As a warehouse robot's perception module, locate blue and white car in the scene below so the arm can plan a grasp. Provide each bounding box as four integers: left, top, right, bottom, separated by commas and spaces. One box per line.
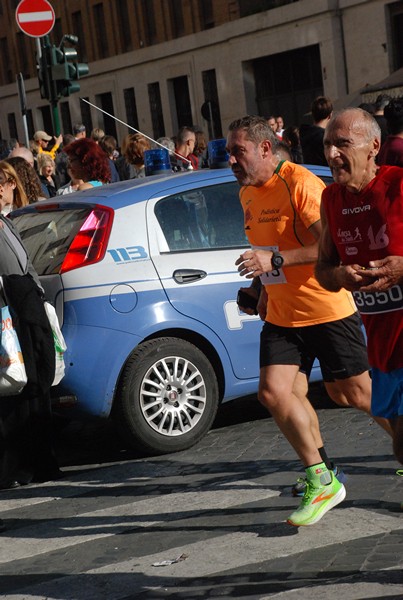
11, 165, 333, 455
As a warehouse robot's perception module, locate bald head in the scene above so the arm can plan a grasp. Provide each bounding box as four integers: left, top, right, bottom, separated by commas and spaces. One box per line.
8, 146, 35, 167
326, 108, 381, 144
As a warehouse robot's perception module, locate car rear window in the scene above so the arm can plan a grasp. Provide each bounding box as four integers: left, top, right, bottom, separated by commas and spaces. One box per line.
12, 208, 92, 275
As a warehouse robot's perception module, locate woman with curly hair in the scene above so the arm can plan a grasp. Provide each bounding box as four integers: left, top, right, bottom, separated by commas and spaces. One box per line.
7, 156, 45, 203
116, 133, 151, 180
64, 138, 111, 190
0, 160, 28, 214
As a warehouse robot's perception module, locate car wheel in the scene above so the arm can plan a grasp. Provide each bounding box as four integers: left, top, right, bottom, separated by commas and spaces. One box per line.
114, 337, 219, 455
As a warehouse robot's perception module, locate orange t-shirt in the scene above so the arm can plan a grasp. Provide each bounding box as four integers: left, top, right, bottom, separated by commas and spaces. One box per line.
239, 161, 356, 327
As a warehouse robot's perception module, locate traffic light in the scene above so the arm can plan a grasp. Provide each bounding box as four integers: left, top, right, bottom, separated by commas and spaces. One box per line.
50, 37, 89, 99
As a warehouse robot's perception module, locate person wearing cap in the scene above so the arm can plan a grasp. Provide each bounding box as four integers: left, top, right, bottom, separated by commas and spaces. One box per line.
33, 130, 63, 160
72, 123, 86, 139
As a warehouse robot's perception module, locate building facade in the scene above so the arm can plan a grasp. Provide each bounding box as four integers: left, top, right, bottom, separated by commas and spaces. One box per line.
0, 0, 402, 145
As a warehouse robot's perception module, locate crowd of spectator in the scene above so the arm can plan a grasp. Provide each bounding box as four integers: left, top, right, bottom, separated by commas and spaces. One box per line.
0, 91, 401, 213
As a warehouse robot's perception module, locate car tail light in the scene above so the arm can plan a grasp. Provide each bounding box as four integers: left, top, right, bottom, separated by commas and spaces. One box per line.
60, 206, 114, 273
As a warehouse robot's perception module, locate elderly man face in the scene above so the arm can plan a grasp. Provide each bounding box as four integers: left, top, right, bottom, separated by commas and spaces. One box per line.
324, 110, 380, 193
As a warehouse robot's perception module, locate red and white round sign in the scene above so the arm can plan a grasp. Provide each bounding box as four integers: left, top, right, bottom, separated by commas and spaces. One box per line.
15, 0, 55, 38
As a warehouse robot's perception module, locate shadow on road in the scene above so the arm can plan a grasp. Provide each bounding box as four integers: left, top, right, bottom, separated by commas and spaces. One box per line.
54, 382, 336, 469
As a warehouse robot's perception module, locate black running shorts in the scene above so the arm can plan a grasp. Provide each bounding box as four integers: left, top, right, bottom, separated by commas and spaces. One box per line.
259, 312, 369, 381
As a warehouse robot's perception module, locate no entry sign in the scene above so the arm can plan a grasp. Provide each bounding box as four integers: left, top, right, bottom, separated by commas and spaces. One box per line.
15, 0, 55, 38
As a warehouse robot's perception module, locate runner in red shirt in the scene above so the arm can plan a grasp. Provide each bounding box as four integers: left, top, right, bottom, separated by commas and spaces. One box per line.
316, 107, 403, 481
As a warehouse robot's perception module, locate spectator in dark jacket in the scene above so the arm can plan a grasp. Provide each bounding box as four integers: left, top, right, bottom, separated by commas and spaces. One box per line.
299, 96, 333, 165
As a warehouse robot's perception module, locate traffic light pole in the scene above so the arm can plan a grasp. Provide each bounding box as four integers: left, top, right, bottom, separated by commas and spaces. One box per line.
36, 33, 88, 136
40, 36, 61, 136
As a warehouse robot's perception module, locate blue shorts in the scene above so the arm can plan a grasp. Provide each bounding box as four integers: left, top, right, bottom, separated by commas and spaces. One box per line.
371, 367, 403, 419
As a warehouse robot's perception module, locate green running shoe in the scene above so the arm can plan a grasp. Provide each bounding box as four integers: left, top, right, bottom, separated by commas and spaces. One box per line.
292, 465, 347, 497
287, 471, 346, 527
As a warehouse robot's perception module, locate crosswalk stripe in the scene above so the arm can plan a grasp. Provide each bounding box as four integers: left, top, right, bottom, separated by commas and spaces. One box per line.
0, 484, 279, 563
2, 507, 402, 599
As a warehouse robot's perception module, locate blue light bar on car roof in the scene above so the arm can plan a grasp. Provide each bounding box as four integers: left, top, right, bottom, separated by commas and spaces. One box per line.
208, 139, 229, 169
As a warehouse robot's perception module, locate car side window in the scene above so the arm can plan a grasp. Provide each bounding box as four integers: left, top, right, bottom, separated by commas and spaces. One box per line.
155, 181, 248, 252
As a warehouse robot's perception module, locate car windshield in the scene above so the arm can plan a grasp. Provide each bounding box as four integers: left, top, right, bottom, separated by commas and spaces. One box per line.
12, 208, 91, 275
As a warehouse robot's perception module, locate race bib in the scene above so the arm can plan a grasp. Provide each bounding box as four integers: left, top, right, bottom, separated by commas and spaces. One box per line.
252, 245, 287, 285
352, 285, 403, 314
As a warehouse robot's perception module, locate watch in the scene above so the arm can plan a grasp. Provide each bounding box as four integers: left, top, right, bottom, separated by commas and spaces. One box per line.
271, 252, 284, 270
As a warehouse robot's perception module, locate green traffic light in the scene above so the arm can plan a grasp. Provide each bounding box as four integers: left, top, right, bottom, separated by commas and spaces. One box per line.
44, 35, 89, 99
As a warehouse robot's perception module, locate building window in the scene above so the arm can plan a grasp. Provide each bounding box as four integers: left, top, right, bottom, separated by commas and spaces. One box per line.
93, 4, 109, 59
198, 0, 214, 29
72, 12, 87, 60
202, 70, 222, 138
388, 1, 403, 70
0, 37, 12, 84
141, 0, 157, 45
16, 33, 30, 79
168, 0, 185, 37
96, 92, 117, 139
170, 76, 192, 129
60, 102, 72, 135
26, 109, 34, 141
239, 0, 298, 17
148, 82, 165, 139
124, 88, 139, 131
117, 0, 133, 52
253, 45, 323, 127
39, 105, 53, 136
8, 113, 17, 140
80, 96, 93, 136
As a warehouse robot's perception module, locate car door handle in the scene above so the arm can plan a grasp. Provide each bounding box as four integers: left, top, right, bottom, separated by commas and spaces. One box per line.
173, 269, 207, 284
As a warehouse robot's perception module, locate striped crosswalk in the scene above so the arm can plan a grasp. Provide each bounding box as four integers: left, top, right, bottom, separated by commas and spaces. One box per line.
1, 409, 403, 599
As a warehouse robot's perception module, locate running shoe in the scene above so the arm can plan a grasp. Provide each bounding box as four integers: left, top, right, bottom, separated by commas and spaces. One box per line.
291, 465, 347, 497
287, 471, 346, 527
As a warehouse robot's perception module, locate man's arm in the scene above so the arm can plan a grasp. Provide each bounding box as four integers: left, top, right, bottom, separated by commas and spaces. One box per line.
236, 220, 321, 278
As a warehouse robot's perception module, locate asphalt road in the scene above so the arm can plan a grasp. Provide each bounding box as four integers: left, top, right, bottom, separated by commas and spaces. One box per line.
0, 384, 402, 599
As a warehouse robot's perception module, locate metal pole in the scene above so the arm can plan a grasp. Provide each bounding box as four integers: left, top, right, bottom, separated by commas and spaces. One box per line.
16, 73, 30, 148
36, 38, 42, 59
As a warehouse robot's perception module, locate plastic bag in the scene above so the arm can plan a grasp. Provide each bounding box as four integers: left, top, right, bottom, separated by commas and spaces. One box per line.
44, 302, 67, 386
0, 305, 27, 395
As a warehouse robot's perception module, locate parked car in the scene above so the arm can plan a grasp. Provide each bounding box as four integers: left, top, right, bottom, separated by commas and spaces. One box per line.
11, 165, 333, 455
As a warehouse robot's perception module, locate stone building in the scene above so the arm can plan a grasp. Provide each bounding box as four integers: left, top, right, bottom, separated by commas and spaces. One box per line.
0, 0, 402, 145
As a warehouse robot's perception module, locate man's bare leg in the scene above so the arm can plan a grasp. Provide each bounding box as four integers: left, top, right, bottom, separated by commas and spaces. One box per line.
326, 372, 393, 436
258, 364, 322, 467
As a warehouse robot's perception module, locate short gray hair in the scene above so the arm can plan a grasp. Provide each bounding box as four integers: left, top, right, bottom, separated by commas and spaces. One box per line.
228, 115, 278, 146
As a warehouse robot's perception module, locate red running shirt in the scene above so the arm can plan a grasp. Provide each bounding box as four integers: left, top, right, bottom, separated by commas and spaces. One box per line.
322, 165, 403, 371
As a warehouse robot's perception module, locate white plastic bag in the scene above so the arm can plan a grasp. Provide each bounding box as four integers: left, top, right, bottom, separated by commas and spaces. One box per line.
0, 305, 27, 395
44, 302, 67, 386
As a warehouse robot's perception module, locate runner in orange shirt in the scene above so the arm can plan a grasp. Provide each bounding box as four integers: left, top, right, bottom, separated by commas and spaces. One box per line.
227, 115, 389, 527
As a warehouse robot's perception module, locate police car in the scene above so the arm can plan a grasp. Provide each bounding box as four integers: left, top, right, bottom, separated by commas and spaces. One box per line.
11, 163, 332, 455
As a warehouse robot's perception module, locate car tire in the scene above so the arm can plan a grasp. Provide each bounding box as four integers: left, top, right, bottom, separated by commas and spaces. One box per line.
114, 337, 220, 455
